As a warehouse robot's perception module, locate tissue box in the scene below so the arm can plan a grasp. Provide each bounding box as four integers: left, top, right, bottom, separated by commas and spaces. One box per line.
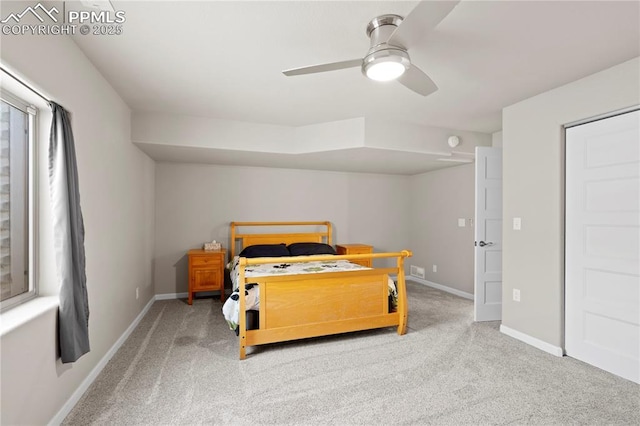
203, 242, 221, 251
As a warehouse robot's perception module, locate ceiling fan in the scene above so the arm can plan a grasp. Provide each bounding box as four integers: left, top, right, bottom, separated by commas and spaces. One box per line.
282, 1, 460, 96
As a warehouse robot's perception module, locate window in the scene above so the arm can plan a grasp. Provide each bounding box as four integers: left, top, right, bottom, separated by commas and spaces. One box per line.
0, 90, 37, 311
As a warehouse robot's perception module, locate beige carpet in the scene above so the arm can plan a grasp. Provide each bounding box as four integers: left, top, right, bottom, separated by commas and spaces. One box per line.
63, 282, 640, 425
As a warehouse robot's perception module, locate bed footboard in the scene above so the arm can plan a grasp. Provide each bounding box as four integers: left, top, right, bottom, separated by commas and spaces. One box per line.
237, 250, 411, 359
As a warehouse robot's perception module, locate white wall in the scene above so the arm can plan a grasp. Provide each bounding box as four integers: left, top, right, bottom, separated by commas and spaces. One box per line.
154, 163, 411, 295
153, 159, 477, 297
502, 57, 639, 348
492, 131, 503, 148
0, 13, 155, 426
409, 164, 475, 295
155, 161, 479, 298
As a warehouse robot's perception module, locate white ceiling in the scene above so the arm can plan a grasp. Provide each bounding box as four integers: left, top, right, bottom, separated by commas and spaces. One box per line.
69, 0, 640, 173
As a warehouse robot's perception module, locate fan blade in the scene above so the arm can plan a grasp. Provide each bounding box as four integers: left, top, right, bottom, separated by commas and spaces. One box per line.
387, 1, 460, 49
397, 64, 438, 96
283, 59, 362, 76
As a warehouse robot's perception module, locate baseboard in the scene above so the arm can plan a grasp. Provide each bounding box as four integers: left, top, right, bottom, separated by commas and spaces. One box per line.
500, 324, 564, 357
407, 277, 474, 300
154, 291, 223, 301
154, 292, 188, 301
49, 296, 156, 425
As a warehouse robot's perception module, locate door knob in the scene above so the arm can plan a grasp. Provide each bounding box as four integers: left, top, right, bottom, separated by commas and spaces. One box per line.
478, 241, 494, 247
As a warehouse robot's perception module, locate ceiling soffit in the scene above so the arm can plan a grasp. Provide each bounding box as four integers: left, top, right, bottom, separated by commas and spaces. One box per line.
132, 112, 491, 169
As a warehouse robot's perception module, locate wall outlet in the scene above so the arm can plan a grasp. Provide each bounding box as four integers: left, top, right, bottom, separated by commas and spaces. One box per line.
432, 264, 437, 273
136, 287, 139, 300
458, 218, 466, 227
513, 289, 521, 302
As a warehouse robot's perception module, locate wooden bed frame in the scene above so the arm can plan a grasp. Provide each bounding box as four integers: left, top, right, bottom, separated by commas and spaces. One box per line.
230, 221, 411, 359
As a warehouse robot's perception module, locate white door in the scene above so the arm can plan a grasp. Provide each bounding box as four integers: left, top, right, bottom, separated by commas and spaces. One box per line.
565, 109, 639, 384
474, 147, 503, 321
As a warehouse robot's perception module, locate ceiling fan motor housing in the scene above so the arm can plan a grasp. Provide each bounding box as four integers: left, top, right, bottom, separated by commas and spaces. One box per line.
362, 14, 411, 80
366, 14, 404, 48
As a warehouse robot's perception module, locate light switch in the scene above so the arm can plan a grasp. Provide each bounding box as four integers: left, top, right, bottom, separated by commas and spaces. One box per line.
458, 218, 466, 227
513, 217, 522, 231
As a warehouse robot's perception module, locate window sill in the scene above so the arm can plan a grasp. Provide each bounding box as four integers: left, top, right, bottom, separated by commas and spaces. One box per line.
0, 296, 58, 337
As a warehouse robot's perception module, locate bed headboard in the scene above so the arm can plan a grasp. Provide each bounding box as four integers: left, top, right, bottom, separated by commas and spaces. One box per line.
229, 221, 332, 258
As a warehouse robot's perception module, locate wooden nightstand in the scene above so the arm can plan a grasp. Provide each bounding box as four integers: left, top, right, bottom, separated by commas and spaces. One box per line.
188, 249, 227, 305
336, 244, 373, 267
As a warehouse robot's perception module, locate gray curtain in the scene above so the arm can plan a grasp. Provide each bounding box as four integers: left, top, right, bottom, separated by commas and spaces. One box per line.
49, 102, 89, 363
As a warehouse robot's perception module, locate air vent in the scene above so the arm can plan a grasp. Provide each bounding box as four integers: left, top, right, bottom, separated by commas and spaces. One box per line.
410, 265, 425, 279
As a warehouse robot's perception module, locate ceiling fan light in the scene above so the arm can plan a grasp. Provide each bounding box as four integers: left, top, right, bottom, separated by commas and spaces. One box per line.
363, 49, 410, 82
366, 60, 406, 81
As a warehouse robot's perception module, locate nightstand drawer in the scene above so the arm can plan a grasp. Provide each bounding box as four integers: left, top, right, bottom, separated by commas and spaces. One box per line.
190, 255, 222, 267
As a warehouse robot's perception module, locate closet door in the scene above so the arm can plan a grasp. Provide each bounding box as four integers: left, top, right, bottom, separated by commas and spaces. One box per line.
565, 109, 639, 383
